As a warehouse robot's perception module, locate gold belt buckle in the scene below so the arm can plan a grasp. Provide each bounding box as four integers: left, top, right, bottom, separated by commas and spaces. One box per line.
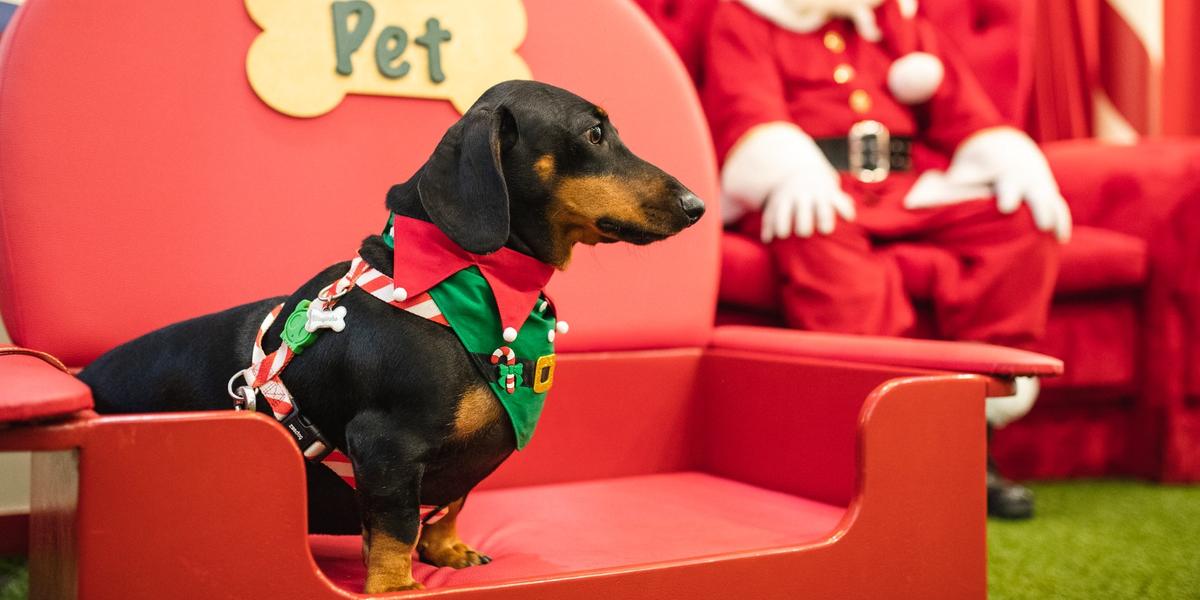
848, 120, 890, 183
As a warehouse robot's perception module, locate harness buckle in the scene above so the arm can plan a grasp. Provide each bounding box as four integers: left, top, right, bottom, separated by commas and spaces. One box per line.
279, 409, 335, 462
848, 120, 890, 183
227, 371, 257, 412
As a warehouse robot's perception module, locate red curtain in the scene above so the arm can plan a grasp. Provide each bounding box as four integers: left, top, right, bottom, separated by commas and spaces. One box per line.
1163, 0, 1200, 135
1029, 0, 1200, 140
1024, 0, 1096, 142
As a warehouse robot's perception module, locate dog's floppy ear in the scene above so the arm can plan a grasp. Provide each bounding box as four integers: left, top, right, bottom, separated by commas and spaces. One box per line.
417, 106, 513, 254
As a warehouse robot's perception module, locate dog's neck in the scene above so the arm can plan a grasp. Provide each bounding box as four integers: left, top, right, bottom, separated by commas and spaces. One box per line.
384, 172, 544, 263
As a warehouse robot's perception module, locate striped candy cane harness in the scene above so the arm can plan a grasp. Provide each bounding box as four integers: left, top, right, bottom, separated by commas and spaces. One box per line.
228, 254, 452, 488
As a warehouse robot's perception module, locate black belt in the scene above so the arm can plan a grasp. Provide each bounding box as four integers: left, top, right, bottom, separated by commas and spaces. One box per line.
815, 136, 913, 173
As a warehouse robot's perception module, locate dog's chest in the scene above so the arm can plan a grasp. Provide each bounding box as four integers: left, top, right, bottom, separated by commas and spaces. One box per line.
421, 397, 517, 504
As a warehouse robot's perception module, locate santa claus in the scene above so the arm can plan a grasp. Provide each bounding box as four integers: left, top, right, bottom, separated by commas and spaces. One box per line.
703, 0, 1071, 519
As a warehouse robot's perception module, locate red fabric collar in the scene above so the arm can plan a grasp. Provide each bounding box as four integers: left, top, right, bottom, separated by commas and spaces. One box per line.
390, 215, 556, 332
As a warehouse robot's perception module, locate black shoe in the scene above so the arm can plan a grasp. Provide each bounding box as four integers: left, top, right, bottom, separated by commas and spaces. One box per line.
987, 460, 1034, 519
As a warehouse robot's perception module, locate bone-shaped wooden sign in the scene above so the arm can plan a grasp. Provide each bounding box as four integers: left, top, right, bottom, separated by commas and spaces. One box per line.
245, 0, 532, 118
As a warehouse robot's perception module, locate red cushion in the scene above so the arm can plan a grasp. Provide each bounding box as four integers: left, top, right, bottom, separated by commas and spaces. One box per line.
1054, 227, 1147, 295
720, 226, 1147, 313
310, 472, 844, 591
0, 0, 720, 365
0, 353, 93, 423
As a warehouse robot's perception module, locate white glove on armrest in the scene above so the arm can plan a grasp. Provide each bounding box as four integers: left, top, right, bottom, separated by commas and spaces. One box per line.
721, 123, 856, 242
907, 127, 1072, 243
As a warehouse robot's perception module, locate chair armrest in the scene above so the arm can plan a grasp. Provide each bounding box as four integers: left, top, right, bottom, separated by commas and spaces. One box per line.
0, 411, 356, 598
700, 345, 989, 557
0, 347, 92, 424
1046, 137, 1200, 240
710, 325, 1062, 378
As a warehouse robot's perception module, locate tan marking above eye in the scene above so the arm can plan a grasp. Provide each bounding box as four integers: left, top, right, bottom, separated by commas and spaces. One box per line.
533, 154, 556, 183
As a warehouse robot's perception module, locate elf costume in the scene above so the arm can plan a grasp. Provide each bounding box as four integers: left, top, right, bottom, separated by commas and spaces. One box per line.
230, 214, 563, 490
703, 0, 1068, 518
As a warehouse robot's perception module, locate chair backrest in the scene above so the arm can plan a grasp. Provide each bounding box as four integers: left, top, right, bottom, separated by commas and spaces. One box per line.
634, 0, 1035, 123
0, 0, 720, 366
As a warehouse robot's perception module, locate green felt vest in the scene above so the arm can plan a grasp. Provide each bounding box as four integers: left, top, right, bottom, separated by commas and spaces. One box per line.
384, 220, 555, 449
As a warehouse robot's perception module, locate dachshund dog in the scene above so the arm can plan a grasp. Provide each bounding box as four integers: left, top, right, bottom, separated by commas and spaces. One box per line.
79, 80, 704, 593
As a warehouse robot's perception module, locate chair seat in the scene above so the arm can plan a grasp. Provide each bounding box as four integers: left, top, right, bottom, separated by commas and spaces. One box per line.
310, 472, 845, 591
720, 225, 1148, 313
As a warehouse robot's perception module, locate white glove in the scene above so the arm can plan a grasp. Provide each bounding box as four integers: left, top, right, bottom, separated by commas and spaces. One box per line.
907, 127, 1072, 243
720, 122, 856, 241
760, 170, 856, 242
986, 376, 1039, 428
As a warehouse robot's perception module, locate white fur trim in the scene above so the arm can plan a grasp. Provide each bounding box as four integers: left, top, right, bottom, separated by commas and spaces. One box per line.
738, 0, 884, 39
898, 0, 917, 18
986, 376, 1039, 427
720, 122, 836, 223
888, 52, 943, 104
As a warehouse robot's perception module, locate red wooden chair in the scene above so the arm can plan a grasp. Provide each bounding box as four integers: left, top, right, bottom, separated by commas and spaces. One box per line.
0, 0, 1059, 597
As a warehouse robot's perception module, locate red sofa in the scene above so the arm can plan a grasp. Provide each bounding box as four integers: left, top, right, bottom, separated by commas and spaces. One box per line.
634, 0, 1200, 482
0, 0, 1066, 597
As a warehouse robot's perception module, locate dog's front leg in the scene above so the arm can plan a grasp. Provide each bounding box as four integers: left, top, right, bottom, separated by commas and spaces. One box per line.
348, 414, 427, 593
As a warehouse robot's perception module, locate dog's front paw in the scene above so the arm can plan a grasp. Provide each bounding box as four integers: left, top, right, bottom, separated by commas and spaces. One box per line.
418, 540, 492, 569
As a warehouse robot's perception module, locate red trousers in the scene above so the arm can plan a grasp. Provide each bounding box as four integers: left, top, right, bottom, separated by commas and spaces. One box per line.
739, 175, 1061, 349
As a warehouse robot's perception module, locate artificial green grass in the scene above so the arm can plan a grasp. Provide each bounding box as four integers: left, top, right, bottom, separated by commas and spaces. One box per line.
0, 557, 26, 600
0, 481, 1196, 599
989, 480, 1200, 599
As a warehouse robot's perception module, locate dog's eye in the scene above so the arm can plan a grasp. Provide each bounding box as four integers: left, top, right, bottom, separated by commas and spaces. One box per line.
585, 125, 603, 145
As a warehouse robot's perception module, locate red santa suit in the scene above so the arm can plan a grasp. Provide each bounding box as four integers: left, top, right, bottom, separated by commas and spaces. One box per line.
704, 0, 1072, 424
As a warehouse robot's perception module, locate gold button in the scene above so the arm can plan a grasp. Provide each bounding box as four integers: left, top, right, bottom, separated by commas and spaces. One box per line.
824, 31, 846, 53
850, 89, 872, 114
833, 64, 855, 84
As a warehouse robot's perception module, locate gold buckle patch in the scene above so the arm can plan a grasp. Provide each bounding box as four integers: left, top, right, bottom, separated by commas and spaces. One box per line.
532, 354, 556, 394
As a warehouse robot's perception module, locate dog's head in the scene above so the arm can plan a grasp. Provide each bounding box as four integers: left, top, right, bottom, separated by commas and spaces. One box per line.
388, 80, 705, 268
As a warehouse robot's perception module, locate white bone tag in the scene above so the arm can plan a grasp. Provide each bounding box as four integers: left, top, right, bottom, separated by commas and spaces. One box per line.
305, 304, 348, 333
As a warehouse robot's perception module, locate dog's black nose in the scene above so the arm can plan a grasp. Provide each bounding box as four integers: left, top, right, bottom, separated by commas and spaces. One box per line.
679, 192, 705, 224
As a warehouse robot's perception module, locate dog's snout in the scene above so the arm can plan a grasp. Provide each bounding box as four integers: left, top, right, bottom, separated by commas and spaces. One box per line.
678, 192, 705, 224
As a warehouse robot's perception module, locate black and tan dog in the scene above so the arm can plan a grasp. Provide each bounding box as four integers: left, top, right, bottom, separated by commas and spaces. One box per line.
79, 80, 703, 592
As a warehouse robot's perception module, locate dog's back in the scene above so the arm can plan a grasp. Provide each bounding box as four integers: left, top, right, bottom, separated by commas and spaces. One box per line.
82, 298, 280, 414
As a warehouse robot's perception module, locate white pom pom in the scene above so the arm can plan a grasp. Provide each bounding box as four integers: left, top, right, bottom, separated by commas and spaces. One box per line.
392, 287, 408, 302
887, 52, 944, 105
503, 327, 518, 342
556, 321, 569, 334
547, 329, 556, 343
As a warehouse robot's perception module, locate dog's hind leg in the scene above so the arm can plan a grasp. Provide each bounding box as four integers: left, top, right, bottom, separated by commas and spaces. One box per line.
417, 495, 492, 568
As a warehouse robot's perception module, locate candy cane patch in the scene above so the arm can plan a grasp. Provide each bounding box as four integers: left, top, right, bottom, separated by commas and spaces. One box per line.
245, 0, 532, 118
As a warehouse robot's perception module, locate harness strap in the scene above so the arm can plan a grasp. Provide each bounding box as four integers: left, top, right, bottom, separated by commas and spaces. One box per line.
232, 254, 454, 485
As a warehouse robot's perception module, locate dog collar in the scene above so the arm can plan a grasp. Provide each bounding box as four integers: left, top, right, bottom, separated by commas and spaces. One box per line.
383, 214, 556, 342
